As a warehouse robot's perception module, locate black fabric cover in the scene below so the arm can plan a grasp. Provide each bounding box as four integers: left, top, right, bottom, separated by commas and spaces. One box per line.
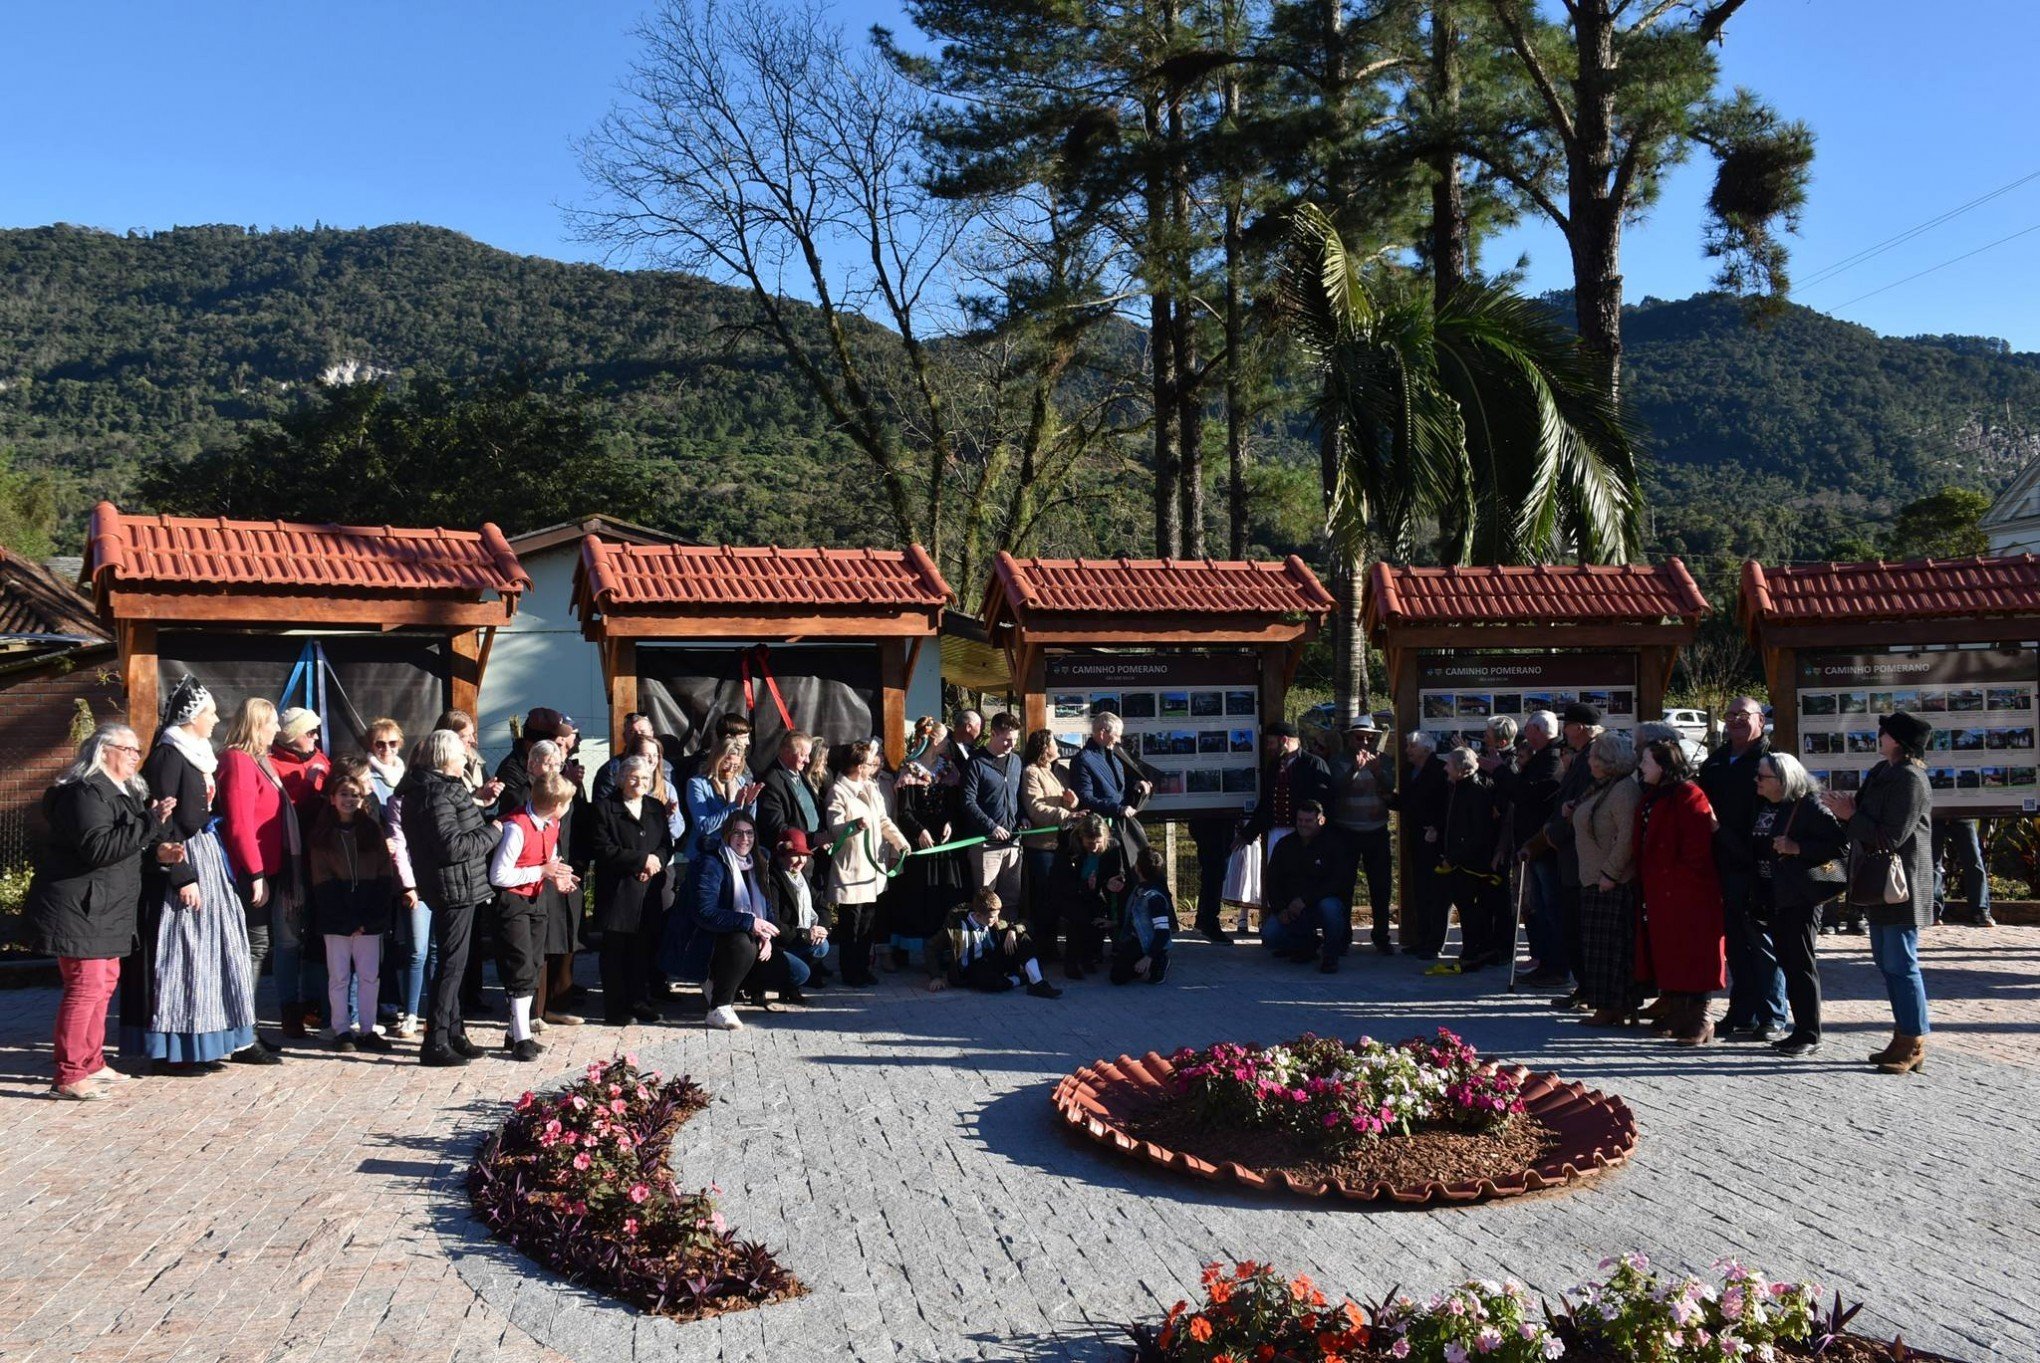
157, 632, 451, 758
636, 643, 881, 759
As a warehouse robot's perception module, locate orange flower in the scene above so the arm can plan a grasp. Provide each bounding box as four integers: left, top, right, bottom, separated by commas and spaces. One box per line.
1342, 1302, 1366, 1331
1289, 1273, 1316, 1301
1188, 1315, 1214, 1343
1202, 1263, 1225, 1288
1208, 1278, 1235, 1306
1236, 1261, 1262, 1280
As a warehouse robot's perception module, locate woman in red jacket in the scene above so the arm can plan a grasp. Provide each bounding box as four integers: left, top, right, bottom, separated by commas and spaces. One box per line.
218, 698, 304, 1046
1634, 737, 1726, 1046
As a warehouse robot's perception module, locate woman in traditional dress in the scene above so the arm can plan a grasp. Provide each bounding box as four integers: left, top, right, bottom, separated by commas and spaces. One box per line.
120, 678, 260, 1071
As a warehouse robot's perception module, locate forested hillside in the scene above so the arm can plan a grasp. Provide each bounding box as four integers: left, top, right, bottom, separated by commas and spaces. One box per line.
4, 222, 2038, 577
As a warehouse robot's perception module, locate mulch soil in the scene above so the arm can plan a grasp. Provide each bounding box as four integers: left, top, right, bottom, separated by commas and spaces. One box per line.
1118, 1092, 1556, 1190
1559, 1338, 1966, 1363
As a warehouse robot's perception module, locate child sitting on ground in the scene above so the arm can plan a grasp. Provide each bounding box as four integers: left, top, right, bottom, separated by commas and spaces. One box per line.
1111, 848, 1176, 985
926, 889, 1062, 998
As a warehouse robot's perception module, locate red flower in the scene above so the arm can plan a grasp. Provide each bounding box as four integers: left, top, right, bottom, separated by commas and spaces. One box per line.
1188, 1315, 1214, 1343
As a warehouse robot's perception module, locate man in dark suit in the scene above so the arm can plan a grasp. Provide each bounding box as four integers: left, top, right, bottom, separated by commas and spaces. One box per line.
1233, 721, 1333, 852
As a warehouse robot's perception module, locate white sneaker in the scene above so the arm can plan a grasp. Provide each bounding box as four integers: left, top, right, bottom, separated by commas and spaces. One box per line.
391, 1015, 420, 1039
704, 1005, 743, 1031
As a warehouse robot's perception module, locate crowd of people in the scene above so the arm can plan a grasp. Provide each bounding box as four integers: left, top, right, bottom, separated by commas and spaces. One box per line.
21, 676, 1958, 1099
22, 694, 1194, 1097
1384, 696, 1939, 1070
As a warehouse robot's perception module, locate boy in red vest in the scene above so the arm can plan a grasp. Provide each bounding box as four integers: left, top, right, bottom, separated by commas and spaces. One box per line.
488, 773, 580, 1061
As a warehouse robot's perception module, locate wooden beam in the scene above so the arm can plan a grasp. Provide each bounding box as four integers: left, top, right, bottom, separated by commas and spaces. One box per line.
122, 622, 159, 750
107, 591, 515, 629
1022, 645, 1049, 737
1752, 619, 2040, 650
903, 634, 926, 695
997, 621, 1312, 646
1376, 622, 1699, 651
879, 639, 909, 769
1768, 644, 1801, 756
1636, 645, 1671, 734
1258, 645, 1288, 726
448, 629, 483, 718
583, 611, 941, 641
474, 625, 499, 690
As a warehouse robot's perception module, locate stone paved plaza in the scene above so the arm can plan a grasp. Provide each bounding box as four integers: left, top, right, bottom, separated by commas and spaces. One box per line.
2, 925, 2037, 1362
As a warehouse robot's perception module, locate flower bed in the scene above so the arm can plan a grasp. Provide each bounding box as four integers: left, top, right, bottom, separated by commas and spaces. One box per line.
1053, 1030, 1635, 1204
468, 1056, 802, 1321
1126, 1257, 1973, 1362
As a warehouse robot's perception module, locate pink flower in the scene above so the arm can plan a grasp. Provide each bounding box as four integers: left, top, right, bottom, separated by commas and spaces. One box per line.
623, 1216, 640, 1236
710, 1211, 727, 1233
573, 1153, 591, 1171
624, 1052, 639, 1067
514, 1091, 535, 1112
611, 1099, 627, 1116
629, 1183, 651, 1204
570, 1095, 588, 1111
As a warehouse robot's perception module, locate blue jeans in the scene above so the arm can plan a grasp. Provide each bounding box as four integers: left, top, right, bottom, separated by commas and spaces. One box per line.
1721, 871, 1787, 1029
395, 900, 436, 1018
1262, 896, 1348, 958
1524, 856, 1566, 975
1869, 924, 1931, 1035
783, 950, 812, 987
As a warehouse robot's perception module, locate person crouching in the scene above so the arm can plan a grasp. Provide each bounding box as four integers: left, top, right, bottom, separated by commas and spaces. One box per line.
307, 761, 395, 1053
927, 889, 1062, 997
1111, 848, 1176, 984
488, 773, 580, 1061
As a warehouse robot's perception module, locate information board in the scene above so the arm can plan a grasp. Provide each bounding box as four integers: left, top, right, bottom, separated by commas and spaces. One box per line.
1414, 653, 1639, 754
1795, 647, 2039, 812
1045, 653, 1260, 814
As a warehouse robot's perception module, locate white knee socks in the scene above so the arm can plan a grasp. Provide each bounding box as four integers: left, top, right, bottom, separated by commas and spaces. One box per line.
509, 994, 534, 1043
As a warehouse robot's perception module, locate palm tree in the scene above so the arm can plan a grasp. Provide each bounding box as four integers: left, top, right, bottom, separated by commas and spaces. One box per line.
1284, 202, 1645, 721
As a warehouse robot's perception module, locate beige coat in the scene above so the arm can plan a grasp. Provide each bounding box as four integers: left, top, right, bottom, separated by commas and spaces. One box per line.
825, 775, 906, 905
1021, 760, 1074, 850
1571, 775, 1640, 886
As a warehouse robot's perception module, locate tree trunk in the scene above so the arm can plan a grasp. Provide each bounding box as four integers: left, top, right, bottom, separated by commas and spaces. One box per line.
1568, 0, 1624, 403
1223, 0, 1247, 558
1317, 0, 1368, 721
1175, 292, 1206, 557
1428, 0, 1468, 305
1146, 85, 1181, 558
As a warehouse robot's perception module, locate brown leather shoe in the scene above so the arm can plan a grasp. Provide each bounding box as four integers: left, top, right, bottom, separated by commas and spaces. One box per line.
1867, 1031, 1905, 1065
1875, 1034, 1926, 1074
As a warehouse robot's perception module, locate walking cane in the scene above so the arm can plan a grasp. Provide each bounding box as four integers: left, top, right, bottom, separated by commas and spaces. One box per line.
1505, 858, 1528, 993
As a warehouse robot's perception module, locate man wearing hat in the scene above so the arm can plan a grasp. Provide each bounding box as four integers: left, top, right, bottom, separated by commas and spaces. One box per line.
1235, 722, 1336, 957
1698, 695, 1788, 1041
1328, 716, 1396, 955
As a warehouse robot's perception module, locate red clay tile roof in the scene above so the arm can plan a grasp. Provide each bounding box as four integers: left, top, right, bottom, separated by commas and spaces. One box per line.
989, 553, 1335, 618
0, 550, 109, 639
577, 539, 952, 612
86, 503, 530, 598
1741, 556, 2040, 625
1365, 560, 1708, 633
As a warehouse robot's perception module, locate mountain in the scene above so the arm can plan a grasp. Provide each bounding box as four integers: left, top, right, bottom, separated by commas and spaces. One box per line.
5, 222, 2039, 583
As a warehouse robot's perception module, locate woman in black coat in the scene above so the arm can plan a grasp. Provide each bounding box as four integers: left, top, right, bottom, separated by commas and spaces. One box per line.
400, 729, 501, 1067
591, 754, 675, 1025
26, 724, 173, 1098
1751, 752, 1849, 1056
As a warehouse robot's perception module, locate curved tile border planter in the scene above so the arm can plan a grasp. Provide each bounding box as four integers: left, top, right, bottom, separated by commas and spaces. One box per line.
1052, 1051, 1637, 1205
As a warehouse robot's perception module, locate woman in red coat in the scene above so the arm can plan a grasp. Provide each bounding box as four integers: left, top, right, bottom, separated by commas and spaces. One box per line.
1634, 737, 1726, 1046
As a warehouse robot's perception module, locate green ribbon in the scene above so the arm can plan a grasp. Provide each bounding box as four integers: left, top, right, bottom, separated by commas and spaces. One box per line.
829, 822, 1091, 879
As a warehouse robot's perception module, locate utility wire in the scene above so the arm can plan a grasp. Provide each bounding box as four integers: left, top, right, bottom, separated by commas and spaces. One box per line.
1831, 220, 2040, 311
1798, 167, 2040, 291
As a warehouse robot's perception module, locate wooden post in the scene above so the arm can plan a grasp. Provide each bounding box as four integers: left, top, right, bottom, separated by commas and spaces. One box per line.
1258, 645, 1287, 724
1636, 645, 1669, 732
606, 639, 639, 752
1766, 644, 1799, 756
449, 628, 483, 717
1022, 646, 1048, 735
1163, 820, 1179, 899
879, 638, 909, 769
122, 622, 159, 749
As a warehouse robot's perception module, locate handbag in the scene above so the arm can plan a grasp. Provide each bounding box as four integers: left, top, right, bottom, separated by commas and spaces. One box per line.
1847, 831, 1909, 907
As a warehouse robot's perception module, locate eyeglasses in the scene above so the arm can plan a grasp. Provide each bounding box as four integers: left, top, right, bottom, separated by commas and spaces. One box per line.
726, 828, 756, 839
372, 740, 402, 750
107, 743, 141, 756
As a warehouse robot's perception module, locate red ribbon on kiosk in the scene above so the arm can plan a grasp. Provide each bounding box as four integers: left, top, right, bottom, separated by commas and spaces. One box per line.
740, 643, 797, 732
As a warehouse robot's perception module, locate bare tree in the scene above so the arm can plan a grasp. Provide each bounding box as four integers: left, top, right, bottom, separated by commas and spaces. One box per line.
575, 0, 969, 556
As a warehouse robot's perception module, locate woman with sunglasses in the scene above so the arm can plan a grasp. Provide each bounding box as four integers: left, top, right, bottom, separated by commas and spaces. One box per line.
1751, 752, 1849, 1056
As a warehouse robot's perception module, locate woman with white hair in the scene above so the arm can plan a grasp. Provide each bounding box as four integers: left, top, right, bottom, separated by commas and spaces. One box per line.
120, 678, 261, 1072
1570, 731, 1643, 1026
399, 726, 502, 1066
1752, 750, 1849, 1056
25, 724, 176, 1097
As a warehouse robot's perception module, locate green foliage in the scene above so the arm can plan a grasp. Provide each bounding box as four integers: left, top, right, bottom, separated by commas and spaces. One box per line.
1884, 486, 1992, 561
0, 448, 58, 559
138, 373, 645, 535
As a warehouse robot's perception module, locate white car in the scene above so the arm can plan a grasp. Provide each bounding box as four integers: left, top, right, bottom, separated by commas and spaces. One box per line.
1662, 708, 1711, 743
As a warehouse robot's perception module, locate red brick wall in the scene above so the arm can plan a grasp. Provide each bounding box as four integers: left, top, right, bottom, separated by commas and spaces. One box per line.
0, 648, 125, 864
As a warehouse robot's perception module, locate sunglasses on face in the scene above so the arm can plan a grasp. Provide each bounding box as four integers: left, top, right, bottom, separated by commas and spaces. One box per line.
372, 740, 402, 750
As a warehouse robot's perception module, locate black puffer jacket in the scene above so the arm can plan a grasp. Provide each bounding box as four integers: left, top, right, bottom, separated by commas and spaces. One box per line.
1440, 773, 1502, 872
400, 767, 497, 909
25, 773, 167, 958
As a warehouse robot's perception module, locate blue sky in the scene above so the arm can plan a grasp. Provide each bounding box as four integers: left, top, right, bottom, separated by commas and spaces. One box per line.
7, 1, 2040, 347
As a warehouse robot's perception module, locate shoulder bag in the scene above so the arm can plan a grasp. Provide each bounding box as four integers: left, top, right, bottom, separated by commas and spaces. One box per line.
1846, 828, 1909, 907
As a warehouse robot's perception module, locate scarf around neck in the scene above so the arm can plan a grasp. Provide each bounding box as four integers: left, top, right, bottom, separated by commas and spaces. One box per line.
722, 844, 765, 920
368, 753, 406, 791
159, 723, 218, 777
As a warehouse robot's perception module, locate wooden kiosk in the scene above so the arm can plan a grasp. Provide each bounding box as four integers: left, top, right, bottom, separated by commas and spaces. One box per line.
86, 503, 529, 748
1742, 556, 2040, 814
572, 539, 952, 766
1364, 560, 1710, 908
980, 553, 1333, 818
